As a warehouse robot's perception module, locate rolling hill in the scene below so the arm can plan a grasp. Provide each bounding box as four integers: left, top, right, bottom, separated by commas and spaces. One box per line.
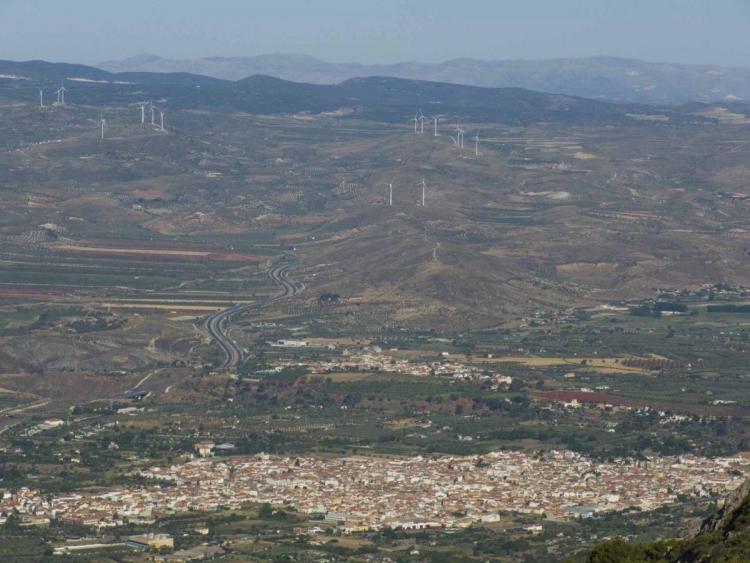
2, 58, 750, 331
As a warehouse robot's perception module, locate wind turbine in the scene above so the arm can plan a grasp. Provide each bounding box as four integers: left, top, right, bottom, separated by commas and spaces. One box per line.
433, 116, 439, 137
160, 110, 165, 132
474, 130, 480, 156
412, 112, 419, 134
421, 178, 426, 207
58, 81, 67, 105
388, 183, 393, 206
419, 110, 425, 134
455, 124, 465, 149
151, 105, 155, 126
39, 89, 44, 108
100, 117, 106, 140
139, 103, 146, 125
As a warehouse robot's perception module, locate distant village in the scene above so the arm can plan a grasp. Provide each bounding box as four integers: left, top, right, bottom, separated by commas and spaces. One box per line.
272, 346, 513, 387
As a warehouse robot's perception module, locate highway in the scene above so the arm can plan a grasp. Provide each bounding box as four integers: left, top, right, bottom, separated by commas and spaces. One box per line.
200, 265, 303, 370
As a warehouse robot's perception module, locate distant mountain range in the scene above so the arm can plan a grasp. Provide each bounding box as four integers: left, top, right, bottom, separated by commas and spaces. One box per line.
96, 53, 750, 104
1, 59, 689, 126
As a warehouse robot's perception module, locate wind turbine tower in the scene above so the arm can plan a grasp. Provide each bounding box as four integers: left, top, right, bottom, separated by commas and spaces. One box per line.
421, 178, 426, 207
100, 118, 106, 140
433, 116, 439, 137
139, 103, 146, 125
419, 111, 425, 134
151, 105, 155, 126
39, 89, 44, 108
388, 183, 393, 206
59, 82, 67, 105
474, 131, 480, 156
160, 111, 165, 132
456, 125, 464, 148
412, 112, 419, 134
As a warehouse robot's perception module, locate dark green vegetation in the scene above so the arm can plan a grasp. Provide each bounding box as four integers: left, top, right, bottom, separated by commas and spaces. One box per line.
1, 62, 750, 561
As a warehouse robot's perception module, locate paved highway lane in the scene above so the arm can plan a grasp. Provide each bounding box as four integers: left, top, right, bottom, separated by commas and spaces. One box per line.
200, 265, 302, 370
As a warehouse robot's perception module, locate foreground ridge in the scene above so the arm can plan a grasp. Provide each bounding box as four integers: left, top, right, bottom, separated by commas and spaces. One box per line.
587, 477, 750, 562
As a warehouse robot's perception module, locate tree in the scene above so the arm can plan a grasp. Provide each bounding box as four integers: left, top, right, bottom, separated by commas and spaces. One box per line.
586, 537, 673, 563
258, 503, 273, 519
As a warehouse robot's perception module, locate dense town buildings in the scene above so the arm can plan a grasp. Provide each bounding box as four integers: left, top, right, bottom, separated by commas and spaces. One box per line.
2, 450, 748, 532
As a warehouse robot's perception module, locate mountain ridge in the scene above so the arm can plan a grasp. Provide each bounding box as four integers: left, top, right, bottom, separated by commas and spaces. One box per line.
0, 59, 675, 125
97, 53, 750, 103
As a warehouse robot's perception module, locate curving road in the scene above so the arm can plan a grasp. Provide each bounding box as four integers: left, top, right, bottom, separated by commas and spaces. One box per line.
200, 265, 303, 370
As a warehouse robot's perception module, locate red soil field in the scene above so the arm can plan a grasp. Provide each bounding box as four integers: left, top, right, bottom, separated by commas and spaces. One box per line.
57, 245, 265, 263
0, 289, 61, 300
89, 239, 218, 250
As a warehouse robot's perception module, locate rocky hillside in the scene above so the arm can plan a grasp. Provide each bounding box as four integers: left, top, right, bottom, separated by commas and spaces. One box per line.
587, 478, 750, 562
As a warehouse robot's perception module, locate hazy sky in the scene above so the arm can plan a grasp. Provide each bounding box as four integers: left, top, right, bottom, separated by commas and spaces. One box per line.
0, 0, 748, 67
